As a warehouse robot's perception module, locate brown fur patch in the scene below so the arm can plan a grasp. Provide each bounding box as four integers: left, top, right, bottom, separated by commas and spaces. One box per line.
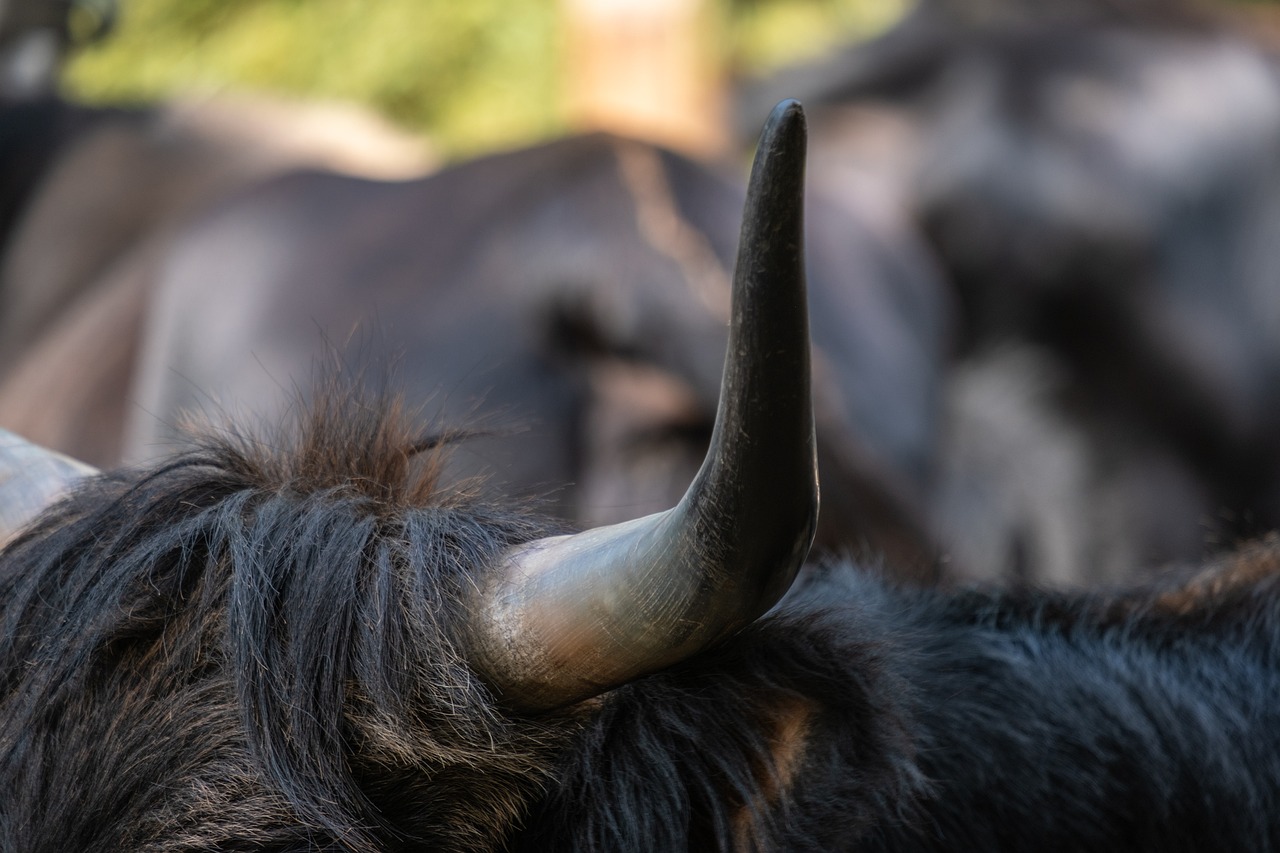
732, 694, 817, 851
189, 379, 485, 513
1154, 534, 1280, 615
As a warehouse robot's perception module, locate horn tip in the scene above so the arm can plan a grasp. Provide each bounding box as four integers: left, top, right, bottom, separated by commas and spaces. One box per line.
763, 98, 806, 145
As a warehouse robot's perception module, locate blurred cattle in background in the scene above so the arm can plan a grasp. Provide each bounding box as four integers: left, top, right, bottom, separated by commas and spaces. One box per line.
744, 0, 1280, 584
0, 0, 950, 582
120, 129, 949, 577
0, 93, 432, 466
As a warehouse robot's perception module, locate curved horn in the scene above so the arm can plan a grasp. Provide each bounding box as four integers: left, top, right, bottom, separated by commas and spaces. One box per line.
470, 100, 818, 710
0, 429, 97, 547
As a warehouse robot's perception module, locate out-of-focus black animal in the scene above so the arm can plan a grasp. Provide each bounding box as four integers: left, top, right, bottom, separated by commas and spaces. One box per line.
0, 4, 944, 579
0, 92, 431, 467
746, 0, 1280, 584
120, 96, 947, 574
3, 102, 1280, 852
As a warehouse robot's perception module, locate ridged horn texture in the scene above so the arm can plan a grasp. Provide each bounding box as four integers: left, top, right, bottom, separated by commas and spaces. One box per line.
0, 429, 97, 547
470, 100, 818, 711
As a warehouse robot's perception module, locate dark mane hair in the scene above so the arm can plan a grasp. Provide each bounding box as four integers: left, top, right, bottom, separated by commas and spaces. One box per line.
0, 387, 576, 851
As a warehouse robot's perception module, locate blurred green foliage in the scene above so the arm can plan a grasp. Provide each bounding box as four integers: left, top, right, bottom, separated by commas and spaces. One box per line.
728, 0, 905, 71
62, 0, 904, 157
64, 0, 560, 156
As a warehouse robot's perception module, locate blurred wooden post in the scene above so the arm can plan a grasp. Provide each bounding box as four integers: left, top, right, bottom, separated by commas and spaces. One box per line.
561, 0, 726, 156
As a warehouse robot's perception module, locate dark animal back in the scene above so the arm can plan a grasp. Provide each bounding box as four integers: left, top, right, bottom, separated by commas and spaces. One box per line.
0, 97, 143, 260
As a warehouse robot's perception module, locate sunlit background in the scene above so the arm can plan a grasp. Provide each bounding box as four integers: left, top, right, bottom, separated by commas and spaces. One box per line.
62, 0, 908, 158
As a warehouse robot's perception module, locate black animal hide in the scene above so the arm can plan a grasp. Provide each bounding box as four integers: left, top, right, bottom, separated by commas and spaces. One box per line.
524, 553, 1280, 851
2, 392, 1278, 851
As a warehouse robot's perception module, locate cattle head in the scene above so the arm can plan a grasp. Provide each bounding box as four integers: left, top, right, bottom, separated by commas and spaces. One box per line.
0, 100, 817, 850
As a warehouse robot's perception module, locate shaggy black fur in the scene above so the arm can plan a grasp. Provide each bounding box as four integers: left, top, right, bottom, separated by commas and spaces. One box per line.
0, 392, 579, 852
2, 392, 1279, 851
521, 550, 1280, 851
